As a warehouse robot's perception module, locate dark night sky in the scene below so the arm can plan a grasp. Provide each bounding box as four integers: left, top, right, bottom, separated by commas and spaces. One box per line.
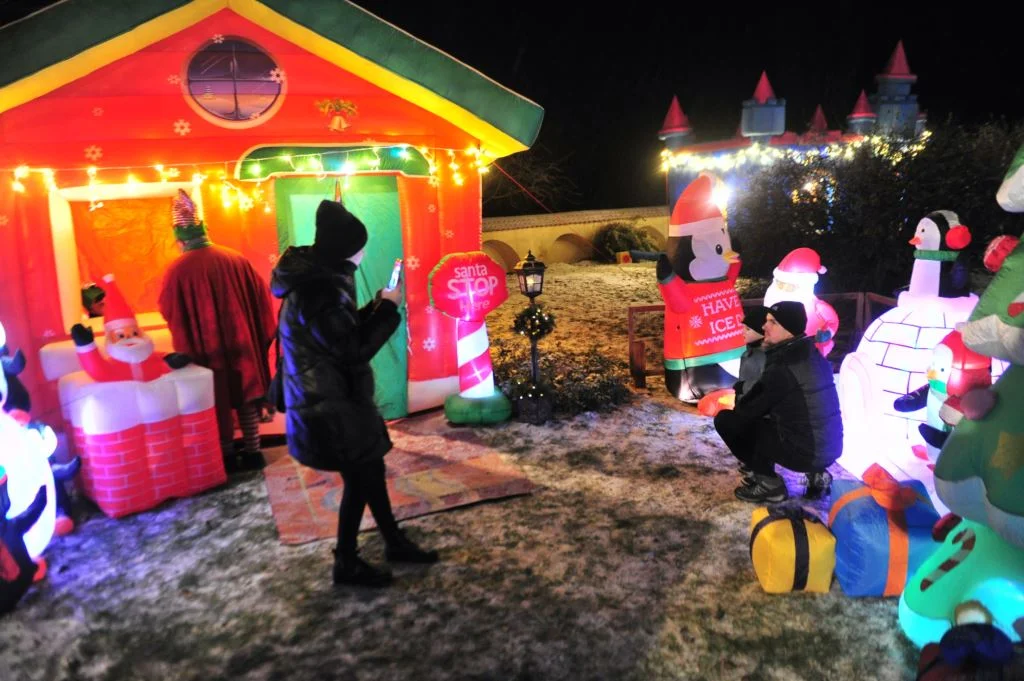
2, 0, 1021, 213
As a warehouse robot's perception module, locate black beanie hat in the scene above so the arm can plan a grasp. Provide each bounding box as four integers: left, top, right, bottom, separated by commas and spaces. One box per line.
742, 306, 769, 333
313, 200, 367, 260
767, 301, 807, 337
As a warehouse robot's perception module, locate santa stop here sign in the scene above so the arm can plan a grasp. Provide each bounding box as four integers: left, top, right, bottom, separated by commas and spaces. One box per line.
428, 251, 508, 322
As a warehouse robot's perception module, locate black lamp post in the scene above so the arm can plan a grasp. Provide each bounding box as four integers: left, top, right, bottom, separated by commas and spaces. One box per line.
513, 251, 546, 383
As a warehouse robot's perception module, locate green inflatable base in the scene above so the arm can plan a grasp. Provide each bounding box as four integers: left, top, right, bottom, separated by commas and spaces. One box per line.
444, 390, 512, 425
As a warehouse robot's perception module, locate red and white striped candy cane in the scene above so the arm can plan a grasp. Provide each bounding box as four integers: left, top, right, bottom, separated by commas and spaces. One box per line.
456, 319, 494, 399
920, 528, 977, 592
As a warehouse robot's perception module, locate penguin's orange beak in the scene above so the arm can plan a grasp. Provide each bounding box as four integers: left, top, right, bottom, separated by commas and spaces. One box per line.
909, 236, 922, 246
926, 369, 937, 381
722, 250, 740, 264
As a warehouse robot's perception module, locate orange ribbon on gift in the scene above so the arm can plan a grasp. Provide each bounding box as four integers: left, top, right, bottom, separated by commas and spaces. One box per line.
829, 464, 924, 596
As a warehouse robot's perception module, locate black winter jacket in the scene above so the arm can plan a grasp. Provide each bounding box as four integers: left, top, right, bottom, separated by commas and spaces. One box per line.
270, 246, 400, 472
733, 343, 766, 401
733, 336, 843, 470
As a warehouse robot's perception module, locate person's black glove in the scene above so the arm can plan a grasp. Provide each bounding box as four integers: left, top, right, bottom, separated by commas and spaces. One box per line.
70, 324, 94, 347
164, 353, 192, 370
656, 254, 674, 282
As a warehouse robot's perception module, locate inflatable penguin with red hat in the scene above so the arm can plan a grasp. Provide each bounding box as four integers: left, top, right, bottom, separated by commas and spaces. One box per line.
656, 174, 745, 402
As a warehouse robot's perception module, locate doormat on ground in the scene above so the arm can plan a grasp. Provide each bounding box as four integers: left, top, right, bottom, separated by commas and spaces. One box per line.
262, 412, 537, 545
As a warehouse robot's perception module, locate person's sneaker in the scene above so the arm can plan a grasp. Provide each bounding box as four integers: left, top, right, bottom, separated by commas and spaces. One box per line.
385, 530, 440, 564
804, 471, 833, 500
332, 551, 393, 587
738, 464, 756, 485
735, 474, 788, 503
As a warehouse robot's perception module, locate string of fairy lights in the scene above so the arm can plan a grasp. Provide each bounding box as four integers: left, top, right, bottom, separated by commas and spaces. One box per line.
3, 144, 496, 213
659, 131, 931, 174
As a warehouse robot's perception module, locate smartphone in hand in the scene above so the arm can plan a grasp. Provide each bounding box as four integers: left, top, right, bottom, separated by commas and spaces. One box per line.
386, 258, 403, 290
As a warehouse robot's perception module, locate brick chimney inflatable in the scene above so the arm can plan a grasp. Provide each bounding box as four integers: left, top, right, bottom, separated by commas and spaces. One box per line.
656, 173, 744, 402
63, 276, 226, 518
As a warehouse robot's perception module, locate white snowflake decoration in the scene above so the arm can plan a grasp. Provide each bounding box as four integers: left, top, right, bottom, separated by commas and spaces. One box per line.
211, 33, 225, 44
268, 254, 279, 265
688, 314, 703, 329
41, 329, 56, 339
268, 68, 286, 84
424, 305, 434, 315
173, 119, 191, 136
444, 229, 455, 240
92, 107, 104, 117
0, 215, 9, 227
167, 74, 181, 85
84, 145, 103, 161
422, 337, 437, 352
406, 256, 421, 271
427, 204, 437, 213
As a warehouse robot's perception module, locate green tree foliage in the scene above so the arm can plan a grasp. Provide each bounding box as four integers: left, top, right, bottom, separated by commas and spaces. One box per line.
592, 222, 659, 263
728, 120, 1024, 294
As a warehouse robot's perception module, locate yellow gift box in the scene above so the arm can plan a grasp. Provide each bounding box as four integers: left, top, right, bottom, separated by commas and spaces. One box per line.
750, 506, 836, 594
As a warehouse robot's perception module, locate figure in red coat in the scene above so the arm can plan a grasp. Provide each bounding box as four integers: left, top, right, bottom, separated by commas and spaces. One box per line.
70, 275, 185, 382
158, 190, 276, 471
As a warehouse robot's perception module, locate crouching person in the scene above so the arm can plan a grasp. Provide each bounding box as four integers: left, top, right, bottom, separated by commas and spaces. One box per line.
714, 301, 842, 503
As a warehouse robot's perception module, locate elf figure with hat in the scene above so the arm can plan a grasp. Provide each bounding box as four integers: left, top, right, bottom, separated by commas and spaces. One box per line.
656, 173, 745, 402
158, 189, 275, 472
70, 275, 188, 382
762, 247, 840, 357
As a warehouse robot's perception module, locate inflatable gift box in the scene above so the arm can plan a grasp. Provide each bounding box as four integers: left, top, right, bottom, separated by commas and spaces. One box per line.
829, 464, 940, 597
60, 365, 225, 518
750, 506, 836, 594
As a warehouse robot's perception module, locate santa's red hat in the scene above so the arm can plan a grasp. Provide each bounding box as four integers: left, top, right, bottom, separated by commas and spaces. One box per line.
100, 274, 137, 331
773, 248, 827, 288
669, 174, 724, 238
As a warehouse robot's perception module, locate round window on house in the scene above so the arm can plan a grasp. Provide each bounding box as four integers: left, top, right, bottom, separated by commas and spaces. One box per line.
186, 38, 283, 126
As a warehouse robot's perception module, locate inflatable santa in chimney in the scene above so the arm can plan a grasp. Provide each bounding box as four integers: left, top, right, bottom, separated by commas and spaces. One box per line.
61, 278, 225, 518
762, 248, 840, 357
70, 275, 189, 381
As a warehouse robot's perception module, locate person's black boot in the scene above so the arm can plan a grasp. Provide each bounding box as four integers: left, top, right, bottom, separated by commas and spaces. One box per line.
735, 474, 788, 503
804, 471, 833, 500
332, 549, 392, 587
384, 530, 439, 564
239, 450, 266, 471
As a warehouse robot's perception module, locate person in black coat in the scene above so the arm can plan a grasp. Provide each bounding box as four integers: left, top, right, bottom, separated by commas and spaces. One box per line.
270, 200, 438, 588
714, 301, 843, 503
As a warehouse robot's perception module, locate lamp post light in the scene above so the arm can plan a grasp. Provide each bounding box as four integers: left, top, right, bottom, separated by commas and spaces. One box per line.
513, 252, 547, 384
514, 251, 546, 305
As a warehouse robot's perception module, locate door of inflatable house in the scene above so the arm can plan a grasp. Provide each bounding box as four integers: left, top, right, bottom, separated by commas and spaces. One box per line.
274, 176, 408, 419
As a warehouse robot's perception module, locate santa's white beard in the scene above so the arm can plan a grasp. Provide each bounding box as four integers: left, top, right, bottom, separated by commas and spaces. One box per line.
763, 283, 815, 309
961, 314, 1024, 365
107, 336, 155, 365
688, 257, 729, 281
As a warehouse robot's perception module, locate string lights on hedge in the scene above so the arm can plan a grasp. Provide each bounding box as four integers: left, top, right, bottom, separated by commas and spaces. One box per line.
660, 131, 931, 174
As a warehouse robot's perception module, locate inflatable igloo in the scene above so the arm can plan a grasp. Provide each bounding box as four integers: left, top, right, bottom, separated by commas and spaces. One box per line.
837, 211, 1005, 485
